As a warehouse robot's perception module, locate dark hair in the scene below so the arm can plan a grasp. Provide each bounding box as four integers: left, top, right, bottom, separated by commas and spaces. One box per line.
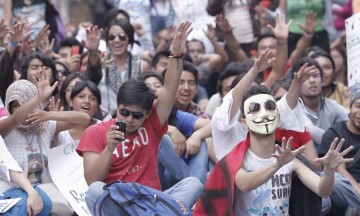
304, 46, 326, 58
60, 72, 88, 110
291, 56, 323, 80
241, 85, 272, 116
308, 48, 335, 71
183, 61, 198, 83
57, 37, 83, 54
219, 61, 255, 93
70, 81, 101, 105
117, 79, 155, 112
256, 32, 276, 50
106, 19, 135, 46
186, 39, 205, 53
151, 51, 170, 68
55, 61, 70, 76
271, 79, 291, 96
20, 52, 57, 84
103, 8, 130, 29
137, 71, 164, 85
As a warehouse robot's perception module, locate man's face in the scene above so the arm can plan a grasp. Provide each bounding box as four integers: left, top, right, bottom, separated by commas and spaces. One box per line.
58, 46, 72, 61
257, 37, 277, 56
154, 57, 169, 74
301, 71, 322, 99
27, 58, 53, 85
315, 56, 334, 88
244, 94, 280, 134
220, 75, 236, 98
349, 99, 360, 132
175, 71, 197, 109
187, 41, 204, 66
144, 76, 163, 98
116, 104, 148, 135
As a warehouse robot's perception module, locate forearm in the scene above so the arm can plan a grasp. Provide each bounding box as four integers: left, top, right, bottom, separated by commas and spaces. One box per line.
193, 124, 212, 140
210, 39, 229, 63
84, 149, 113, 184
288, 35, 312, 65
263, 40, 287, 88
235, 161, 280, 193
286, 80, 302, 109
9, 170, 35, 194
223, 33, 248, 61
45, 111, 91, 125
86, 55, 102, 85
317, 167, 335, 197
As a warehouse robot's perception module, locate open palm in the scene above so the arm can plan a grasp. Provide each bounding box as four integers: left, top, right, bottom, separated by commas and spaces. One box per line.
170, 21, 192, 56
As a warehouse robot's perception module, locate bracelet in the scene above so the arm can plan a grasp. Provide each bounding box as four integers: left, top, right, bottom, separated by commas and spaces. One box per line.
169, 53, 183, 59
303, 31, 314, 39
277, 40, 287, 46
8, 41, 17, 48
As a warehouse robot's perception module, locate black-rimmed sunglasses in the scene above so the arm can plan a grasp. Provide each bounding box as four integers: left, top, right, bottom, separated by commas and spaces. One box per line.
247, 100, 277, 114
118, 109, 145, 120
107, 32, 127, 41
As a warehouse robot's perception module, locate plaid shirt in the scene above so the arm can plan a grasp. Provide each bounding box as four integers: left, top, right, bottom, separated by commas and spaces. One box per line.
188, 102, 212, 119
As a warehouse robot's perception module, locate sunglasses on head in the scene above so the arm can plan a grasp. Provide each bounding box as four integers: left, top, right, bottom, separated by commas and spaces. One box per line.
248, 100, 277, 114
118, 108, 145, 120
107, 32, 127, 41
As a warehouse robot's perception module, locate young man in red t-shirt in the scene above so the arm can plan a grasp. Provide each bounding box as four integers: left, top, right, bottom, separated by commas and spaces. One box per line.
76, 21, 203, 215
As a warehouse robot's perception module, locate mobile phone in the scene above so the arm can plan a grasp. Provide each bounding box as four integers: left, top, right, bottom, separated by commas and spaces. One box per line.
71, 45, 80, 56
116, 121, 126, 141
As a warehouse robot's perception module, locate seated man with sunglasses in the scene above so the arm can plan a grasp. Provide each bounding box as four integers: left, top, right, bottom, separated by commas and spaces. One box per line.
76, 21, 203, 215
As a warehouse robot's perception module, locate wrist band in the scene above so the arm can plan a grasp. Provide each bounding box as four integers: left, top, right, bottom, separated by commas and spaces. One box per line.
8, 41, 17, 48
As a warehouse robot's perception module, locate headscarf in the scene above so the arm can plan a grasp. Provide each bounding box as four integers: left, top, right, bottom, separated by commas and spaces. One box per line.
5, 80, 45, 133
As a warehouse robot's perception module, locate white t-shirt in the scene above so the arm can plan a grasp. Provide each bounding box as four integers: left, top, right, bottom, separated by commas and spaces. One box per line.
58, 119, 102, 146
211, 90, 306, 161
234, 149, 292, 215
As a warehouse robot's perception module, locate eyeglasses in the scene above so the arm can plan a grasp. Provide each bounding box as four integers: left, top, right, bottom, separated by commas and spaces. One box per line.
57, 69, 69, 76
247, 100, 277, 114
118, 108, 145, 120
107, 32, 127, 41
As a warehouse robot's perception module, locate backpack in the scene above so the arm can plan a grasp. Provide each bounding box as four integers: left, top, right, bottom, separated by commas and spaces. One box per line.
94, 181, 193, 216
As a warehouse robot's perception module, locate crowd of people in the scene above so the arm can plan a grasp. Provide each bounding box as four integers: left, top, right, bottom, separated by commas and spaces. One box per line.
0, 0, 360, 215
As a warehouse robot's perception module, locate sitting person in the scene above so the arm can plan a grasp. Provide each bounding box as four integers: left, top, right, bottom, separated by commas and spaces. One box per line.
0, 135, 51, 216
194, 84, 353, 215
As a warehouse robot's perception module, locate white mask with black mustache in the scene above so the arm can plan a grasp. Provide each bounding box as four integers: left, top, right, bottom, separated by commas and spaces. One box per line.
244, 94, 280, 134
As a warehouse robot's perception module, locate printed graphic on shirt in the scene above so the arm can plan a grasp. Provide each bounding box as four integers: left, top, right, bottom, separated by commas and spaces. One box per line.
111, 127, 149, 158
27, 153, 47, 184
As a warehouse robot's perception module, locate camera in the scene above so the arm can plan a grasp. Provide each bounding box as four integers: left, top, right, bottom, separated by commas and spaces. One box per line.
116, 121, 126, 141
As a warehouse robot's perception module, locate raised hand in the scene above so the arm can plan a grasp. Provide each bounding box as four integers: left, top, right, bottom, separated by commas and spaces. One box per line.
100, 52, 114, 69
272, 137, 306, 167
293, 63, 319, 84
18, 38, 36, 55
9, 22, 33, 44
133, 22, 145, 37
267, 13, 292, 42
253, 50, 275, 72
33, 24, 50, 49
39, 38, 60, 59
170, 21, 192, 56
48, 96, 64, 112
314, 138, 354, 171
203, 23, 216, 40
83, 24, 102, 51
216, 13, 233, 33
106, 125, 125, 152
297, 11, 317, 36
33, 71, 58, 101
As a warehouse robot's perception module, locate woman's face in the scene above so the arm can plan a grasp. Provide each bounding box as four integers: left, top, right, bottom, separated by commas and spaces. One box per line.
56, 63, 67, 91
144, 76, 163, 98
107, 25, 129, 56
70, 87, 98, 116
64, 78, 81, 104
315, 56, 334, 88
330, 49, 344, 76
27, 58, 53, 85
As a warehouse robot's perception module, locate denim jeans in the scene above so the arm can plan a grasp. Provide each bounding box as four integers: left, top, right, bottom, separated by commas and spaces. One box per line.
330, 172, 360, 209
158, 135, 208, 189
0, 186, 52, 216
85, 177, 203, 216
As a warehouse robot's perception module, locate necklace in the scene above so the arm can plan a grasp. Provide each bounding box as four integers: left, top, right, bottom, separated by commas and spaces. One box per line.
24, 133, 37, 152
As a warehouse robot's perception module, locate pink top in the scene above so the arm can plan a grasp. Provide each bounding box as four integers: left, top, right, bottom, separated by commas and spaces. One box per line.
0, 107, 7, 118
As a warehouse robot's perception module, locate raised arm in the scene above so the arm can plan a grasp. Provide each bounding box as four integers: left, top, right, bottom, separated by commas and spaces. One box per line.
156, 21, 192, 126
83, 24, 103, 84
230, 50, 275, 121
0, 71, 58, 137
286, 63, 319, 109
263, 13, 292, 89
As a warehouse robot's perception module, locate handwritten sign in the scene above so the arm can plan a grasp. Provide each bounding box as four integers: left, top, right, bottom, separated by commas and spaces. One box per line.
0, 198, 21, 213
48, 142, 90, 216
346, 13, 360, 90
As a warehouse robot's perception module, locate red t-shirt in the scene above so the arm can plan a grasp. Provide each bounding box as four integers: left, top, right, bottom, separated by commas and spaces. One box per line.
77, 109, 167, 190
275, 128, 312, 149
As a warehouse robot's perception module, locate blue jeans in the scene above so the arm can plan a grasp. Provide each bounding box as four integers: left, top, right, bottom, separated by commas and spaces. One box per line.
158, 135, 208, 189
0, 186, 52, 216
85, 177, 203, 216
330, 172, 360, 209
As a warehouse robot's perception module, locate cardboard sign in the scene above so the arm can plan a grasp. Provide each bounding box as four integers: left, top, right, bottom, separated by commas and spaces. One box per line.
48, 142, 90, 216
346, 13, 360, 90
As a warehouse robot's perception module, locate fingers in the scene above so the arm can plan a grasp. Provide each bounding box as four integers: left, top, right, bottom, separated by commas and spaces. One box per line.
329, 137, 339, 151
185, 145, 191, 158
340, 145, 354, 157
286, 137, 293, 149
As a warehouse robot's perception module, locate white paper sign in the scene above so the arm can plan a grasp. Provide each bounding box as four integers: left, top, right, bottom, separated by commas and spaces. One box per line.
346, 13, 360, 90
0, 198, 21, 213
48, 142, 90, 216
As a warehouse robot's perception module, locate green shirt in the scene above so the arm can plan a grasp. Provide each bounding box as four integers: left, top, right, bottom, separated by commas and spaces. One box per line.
287, 0, 325, 33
